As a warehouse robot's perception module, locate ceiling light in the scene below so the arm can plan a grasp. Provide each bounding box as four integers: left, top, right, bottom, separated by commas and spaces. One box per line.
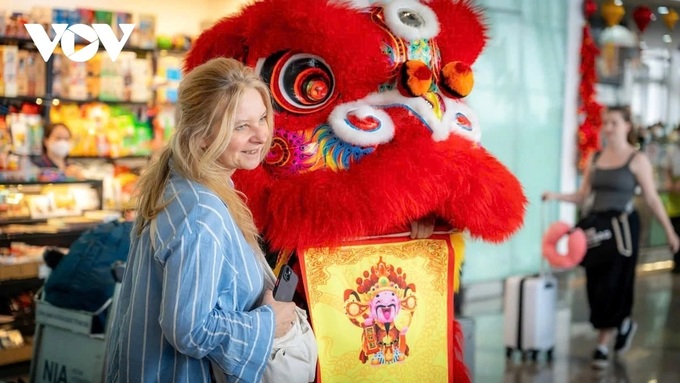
659, 6, 669, 15
663, 34, 673, 43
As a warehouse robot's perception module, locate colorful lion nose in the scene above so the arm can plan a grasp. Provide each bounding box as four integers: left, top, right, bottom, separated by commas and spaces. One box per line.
399, 60, 433, 97
440, 61, 474, 98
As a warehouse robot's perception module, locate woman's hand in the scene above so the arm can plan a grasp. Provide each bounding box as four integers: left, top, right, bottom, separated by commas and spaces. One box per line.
541, 191, 558, 201
262, 290, 297, 338
64, 164, 85, 180
410, 215, 435, 239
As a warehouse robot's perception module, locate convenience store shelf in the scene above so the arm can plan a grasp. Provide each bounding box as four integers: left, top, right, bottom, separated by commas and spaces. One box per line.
0, 261, 41, 282
0, 229, 90, 248
0, 95, 45, 104
0, 95, 148, 107
69, 155, 150, 160
0, 342, 33, 366
0, 179, 103, 187
52, 97, 149, 106
0, 36, 36, 49
0, 35, 155, 55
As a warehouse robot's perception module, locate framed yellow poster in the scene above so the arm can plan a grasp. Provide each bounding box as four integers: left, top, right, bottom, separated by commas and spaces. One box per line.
298, 233, 462, 382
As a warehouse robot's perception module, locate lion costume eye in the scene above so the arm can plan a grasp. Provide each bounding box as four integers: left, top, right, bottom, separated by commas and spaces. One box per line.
257, 51, 335, 114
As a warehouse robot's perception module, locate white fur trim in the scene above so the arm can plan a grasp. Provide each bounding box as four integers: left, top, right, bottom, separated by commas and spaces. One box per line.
442, 99, 482, 143
383, 0, 440, 41
357, 90, 481, 143
364, 90, 448, 140
328, 103, 395, 146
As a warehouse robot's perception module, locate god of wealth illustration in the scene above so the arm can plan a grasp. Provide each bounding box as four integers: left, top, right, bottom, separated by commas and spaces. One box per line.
344, 257, 416, 365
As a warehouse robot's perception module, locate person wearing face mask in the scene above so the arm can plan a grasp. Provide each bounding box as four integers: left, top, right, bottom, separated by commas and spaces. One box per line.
33, 123, 84, 180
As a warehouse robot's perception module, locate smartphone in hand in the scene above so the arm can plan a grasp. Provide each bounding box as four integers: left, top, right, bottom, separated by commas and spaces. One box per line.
273, 265, 299, 302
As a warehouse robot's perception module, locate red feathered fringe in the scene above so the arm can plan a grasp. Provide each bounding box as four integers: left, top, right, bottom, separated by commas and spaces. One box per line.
577, 24, 603, 170
429, 0, 488, 66
453, 320, 472, 383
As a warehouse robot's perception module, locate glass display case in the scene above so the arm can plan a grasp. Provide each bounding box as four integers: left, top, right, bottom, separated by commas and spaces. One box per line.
0, 180, 102, 224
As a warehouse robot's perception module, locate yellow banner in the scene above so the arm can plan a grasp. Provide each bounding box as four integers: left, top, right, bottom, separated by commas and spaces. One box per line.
299, 233, 460, 383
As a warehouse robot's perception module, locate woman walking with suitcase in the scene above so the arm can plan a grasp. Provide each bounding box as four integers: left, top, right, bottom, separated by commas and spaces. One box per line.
543, 105, 679, 368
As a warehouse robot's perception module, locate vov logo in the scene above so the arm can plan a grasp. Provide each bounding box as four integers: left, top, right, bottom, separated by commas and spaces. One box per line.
24, 24, 135, 62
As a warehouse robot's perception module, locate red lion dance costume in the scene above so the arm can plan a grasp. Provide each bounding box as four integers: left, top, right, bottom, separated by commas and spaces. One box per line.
186, 0, 526, 381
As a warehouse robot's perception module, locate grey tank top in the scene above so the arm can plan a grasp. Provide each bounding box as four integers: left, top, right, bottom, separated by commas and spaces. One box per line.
590, 152, 638, 213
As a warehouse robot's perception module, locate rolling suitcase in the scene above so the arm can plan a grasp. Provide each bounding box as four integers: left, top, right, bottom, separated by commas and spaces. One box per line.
503, 273, 557, 361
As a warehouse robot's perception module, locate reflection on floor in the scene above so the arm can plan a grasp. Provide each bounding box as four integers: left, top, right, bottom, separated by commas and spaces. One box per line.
466, 264, 680, 383
1, 252, 677, 383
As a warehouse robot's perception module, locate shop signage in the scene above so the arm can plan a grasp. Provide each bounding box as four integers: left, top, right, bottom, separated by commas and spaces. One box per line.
24, 24, 135, 63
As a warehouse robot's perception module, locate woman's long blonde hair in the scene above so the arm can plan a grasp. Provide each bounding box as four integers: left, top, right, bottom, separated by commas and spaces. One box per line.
134, 57, 274, 249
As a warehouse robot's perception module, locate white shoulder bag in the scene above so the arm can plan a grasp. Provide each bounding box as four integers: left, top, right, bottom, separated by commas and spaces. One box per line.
260, 258, 318, 383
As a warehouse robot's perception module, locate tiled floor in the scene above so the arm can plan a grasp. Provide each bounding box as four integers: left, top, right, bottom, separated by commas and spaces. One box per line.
1, 252, 678, 383
466, 263, 680, 382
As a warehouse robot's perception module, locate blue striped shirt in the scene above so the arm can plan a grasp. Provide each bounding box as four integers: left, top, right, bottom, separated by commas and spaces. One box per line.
105, 170, 275, 382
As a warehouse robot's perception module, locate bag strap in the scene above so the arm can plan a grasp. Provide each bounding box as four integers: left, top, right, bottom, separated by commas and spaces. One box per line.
592, 150, 602, 163
611, 213, 633, 257
589, 151, 602, 172
539, 202, 554, 278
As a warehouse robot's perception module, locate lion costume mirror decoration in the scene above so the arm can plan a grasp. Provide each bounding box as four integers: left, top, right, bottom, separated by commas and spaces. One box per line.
186, 0, 526, 381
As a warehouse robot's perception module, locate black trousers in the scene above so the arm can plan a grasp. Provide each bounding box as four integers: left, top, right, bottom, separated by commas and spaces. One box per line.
671, 217, 680, 269
585, 211, 640, 329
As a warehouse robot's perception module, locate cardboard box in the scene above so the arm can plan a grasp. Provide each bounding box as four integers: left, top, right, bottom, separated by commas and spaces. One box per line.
31, 300, 107, 383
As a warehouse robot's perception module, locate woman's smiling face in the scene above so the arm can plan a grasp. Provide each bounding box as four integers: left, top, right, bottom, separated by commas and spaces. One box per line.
218, 87, 269, 173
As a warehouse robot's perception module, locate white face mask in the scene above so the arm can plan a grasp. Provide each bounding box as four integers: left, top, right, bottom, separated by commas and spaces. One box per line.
47, 140, 71, 158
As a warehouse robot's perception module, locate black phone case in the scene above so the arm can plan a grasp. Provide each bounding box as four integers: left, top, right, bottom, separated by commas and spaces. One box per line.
273, 265, 299, 302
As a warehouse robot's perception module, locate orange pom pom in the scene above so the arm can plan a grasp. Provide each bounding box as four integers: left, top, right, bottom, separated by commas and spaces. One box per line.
399, 60, 433, 97
441, 61, 474, 98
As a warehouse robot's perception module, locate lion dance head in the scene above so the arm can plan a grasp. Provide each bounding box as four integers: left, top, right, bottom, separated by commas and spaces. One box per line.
185, 0, 527, 252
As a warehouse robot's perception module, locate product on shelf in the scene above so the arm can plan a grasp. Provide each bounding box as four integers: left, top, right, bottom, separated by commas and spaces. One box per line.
50, 102, 152, 158
7, 112, 42, 156
150, 105, 175, 150
0, 181, 102, 223
155, 54, 181, 104
0, 186, 29, 219
133, 14, 156, 49
113, 12, 133, 31
0, 329, 24, 349
0, 45, 18, 97
17, 50, 46, 97
0, 11, 5, 37
113, 169, 139, 210
0, 116, 10, 170
0, 12, 29, 38
0, 48, 46, 98
51, 50, 153, 103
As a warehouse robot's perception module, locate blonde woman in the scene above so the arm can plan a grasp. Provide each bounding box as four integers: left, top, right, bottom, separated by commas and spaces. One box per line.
105, 58, 297, 382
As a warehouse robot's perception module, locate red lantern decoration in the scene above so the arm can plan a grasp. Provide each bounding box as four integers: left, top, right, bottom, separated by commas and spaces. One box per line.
584, 0, 598, 19
633, 6, 654, 33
